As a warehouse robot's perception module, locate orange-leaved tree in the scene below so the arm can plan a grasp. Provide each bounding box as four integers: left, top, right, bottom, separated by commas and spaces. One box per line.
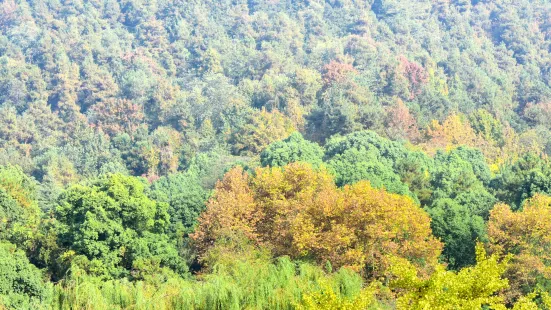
192, 163, 442, 280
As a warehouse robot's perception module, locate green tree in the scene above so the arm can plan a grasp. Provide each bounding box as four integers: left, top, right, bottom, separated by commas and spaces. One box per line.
427, 198, 487, 269
54, 174, 187, 279
491, 154, 551, 210
260, 132, 324, 168
0, 241, 49, 309
323, 131, 431, 199
0, 165, 41, 249
150, 172, 209, 236
327, 146, 412, 197
430, 148, 493, 205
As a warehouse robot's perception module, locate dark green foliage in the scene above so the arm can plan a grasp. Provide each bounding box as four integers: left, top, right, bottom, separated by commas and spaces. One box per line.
491, 154, 551, 210
394, 152, 434, 204
454, 190, 497, 220
430, 148, 493, 201
445, 147, 492, 185
324, 131, 408, 163
150, 172, 209, 236
260, 132, 324, 168
326, 146, 412, 196
426, 147, 496, 268
426, 199, 486, 270
0, 188, 24, 240
0, 165, 41, 250
0, 241, 49, 308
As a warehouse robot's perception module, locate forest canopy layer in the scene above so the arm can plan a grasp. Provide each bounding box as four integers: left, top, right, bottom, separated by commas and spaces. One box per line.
3, 0, 551, 308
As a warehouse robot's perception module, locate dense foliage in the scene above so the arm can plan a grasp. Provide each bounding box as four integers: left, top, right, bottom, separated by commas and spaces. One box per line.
4, 0, 551, 308
192, 163, 442, 279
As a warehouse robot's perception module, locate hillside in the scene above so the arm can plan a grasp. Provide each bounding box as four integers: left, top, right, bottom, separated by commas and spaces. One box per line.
2, 0, 551, 308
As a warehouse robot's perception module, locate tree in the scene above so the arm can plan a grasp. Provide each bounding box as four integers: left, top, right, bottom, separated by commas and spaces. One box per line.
54, 174, 187, 279
326, 146, 412, 197
324, 130, 431, 200
150, 172, 209, 236
260, 132, 324, 168
398, 56, 428, 100
394, 152, 434, 205
192, 163, 442, 279
491, 154, 551, 210
468, 109, 504, 146
0, 165, 41, 249
322, 60, 358, 87
324, 131, 409, 164
423, 148, 495, 268
488, 194, 551, 302
388, 244, 510, 310
421, 114, 486, 155
230, 109, 295, 156
430, 148, 493, 202
427, 198, 486, 269
306, 82, 384, 143
88, 98, 144, 137
147, 126, 183, 177
385, 98, 421, 142
0, 242, 49, 309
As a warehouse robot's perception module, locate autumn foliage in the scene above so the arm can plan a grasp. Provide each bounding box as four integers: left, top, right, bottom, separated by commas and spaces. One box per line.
398, 56, 428, 100
89, 98, 145, 137
488, 194, 551, 301
192, 163, 442, 279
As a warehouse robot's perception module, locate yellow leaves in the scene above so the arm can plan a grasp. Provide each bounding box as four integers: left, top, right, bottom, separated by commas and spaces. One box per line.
0, 165, 41, 234
46, 155, 79, 187
389, 243, 509, 310
489, 195, 551, 255
199, 48, 223, 74
0, 179, 33, 210
296, 281, 378, 310
488, 194, 551, 302
193, 163, 442, 280
513, 294, 542, 310
510, 289, 551, 309
231, 109, 295, 155
427, 66, 449, 97
424, 114, 482, 150
342, 181, 442, 276
60, 250, 77, 269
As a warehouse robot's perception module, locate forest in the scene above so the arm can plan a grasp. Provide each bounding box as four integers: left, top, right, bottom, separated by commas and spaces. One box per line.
3, 0, 551, 308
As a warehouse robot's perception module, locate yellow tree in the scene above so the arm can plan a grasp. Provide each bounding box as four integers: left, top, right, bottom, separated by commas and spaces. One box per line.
424, 114, 481, 149
488, 194, 551, 302
421, 113, 495, 160
230, 109, 295, 155
192, 163, 442, 280
388, 244, 510, 310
